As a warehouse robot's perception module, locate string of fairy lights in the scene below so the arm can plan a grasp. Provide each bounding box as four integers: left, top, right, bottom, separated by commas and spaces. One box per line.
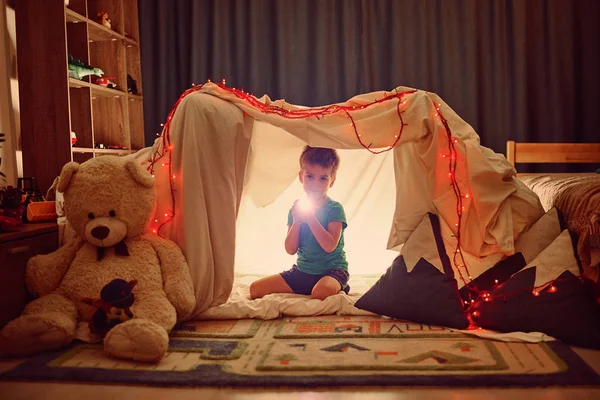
147, 80, 581, 322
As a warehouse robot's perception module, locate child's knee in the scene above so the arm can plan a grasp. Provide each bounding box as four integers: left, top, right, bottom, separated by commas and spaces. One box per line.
249, 281, 262, 299
311, 285, 338, 300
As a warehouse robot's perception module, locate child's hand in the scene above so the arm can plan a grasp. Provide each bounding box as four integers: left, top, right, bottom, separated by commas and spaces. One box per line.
292, 202, 306, 224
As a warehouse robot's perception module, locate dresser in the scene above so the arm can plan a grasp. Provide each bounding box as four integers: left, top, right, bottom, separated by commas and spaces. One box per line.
0, 222, 58, 328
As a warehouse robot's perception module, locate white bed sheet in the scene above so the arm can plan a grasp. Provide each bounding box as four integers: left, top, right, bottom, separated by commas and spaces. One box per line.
194, 274, 555, 344
196, 274, 377, 320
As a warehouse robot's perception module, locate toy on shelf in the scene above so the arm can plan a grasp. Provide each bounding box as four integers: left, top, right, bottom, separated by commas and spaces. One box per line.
26, 201, 57, 222
93, 76, 117, 89
68, 54, 103, 80
1, 186, 21, 208
0, 186, 24, 228
127, 74, 138, 95
71, 131, 77, 145
83, 279, 137, 337
15, 177, 57, 223
21, 189, 44, 222
94, 142, 105, 149
17, 176, 38, 194
97, 12, 112, 29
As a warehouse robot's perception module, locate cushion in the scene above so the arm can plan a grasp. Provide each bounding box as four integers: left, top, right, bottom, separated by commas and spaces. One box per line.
459, 207, 565, 303
354, 213, 469, 329
472, 229, 600, 349
459, 252, 526, 304
514, 207, 565, 263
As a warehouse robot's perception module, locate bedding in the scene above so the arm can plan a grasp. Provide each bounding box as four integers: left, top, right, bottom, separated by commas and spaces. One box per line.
196, 274, 373, 320
519, 173, 600, 281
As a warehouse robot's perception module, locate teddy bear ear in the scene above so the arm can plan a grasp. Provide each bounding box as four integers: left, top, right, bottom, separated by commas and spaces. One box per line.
124, 160, 155, 188
57, 162, 80, 193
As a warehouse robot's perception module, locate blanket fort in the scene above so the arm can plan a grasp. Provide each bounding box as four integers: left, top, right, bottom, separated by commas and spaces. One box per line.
137, 82, 544, 319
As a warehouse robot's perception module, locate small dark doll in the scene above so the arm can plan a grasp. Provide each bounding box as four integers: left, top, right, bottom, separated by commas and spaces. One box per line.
83, 279, 137, 337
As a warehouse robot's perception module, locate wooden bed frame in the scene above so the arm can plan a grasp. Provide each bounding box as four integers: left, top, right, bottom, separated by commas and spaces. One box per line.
506, 141, 600, 175
506, 141, 600, 166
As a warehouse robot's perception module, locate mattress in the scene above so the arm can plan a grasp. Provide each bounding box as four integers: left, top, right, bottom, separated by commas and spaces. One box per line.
519, 173, 600, 280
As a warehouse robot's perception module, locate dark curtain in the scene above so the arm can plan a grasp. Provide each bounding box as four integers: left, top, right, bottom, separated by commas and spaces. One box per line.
139, 0, 600, 170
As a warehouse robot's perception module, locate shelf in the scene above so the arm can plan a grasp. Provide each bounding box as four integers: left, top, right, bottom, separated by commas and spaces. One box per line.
65, 8, 86, 23
72, 147, 95, 154
68, 78, 127, 98
17, 0, 144, 193
73, 147, 131, 155
65, 7, 125, 43
88, 19, 125, 42
94, 148, 132, 155
124, 37, 138, 47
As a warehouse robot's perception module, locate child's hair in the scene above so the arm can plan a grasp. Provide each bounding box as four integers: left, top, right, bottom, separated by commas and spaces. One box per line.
299, 146, 340, 176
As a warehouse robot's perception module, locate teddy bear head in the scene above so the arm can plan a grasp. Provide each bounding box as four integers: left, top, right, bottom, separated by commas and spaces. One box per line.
57, 156, 155, 247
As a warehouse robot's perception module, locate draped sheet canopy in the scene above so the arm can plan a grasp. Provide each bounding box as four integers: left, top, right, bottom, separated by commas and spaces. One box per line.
139, 83, 544, 319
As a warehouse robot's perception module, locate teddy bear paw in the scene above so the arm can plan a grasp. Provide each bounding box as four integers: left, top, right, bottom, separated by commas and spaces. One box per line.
103, 319, 169, 363
0, 314, 72, 357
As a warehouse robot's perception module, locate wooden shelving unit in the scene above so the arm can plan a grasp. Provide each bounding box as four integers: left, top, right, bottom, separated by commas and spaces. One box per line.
15, 0, 144, 192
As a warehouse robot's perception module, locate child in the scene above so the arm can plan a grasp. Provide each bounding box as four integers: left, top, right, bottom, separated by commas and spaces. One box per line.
249, 146, 350, 300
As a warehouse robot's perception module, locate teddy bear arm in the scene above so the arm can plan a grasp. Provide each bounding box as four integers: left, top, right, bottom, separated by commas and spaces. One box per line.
26, 238, 84, 297
147, 236, 196, 319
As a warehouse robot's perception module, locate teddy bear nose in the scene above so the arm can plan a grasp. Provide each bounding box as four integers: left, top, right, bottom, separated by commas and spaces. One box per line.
91, 226, 110, 240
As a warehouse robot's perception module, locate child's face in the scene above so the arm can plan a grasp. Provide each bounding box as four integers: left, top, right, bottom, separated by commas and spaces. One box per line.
299, 163, 335, 199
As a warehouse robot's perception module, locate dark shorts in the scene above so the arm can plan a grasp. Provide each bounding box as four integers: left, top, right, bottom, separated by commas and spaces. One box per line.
280, 265, 350, 295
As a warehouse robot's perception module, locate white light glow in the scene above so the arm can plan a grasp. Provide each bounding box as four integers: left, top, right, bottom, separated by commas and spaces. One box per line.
296, 197, 313, 212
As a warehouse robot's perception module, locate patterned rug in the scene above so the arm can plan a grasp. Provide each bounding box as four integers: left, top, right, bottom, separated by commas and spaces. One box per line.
2, 315, 600, 387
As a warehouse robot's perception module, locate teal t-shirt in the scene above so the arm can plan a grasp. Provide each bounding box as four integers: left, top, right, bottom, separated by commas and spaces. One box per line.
287, 198, 348, 275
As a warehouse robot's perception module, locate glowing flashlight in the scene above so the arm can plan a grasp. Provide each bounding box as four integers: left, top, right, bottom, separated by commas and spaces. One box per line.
297, 198, 313, 212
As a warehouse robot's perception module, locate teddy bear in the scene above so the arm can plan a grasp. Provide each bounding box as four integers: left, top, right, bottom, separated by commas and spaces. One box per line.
0, 156, 196, 362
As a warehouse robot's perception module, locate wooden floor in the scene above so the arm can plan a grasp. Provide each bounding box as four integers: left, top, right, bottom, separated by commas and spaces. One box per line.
1, 346, 599, 399
0, 384, 599, 400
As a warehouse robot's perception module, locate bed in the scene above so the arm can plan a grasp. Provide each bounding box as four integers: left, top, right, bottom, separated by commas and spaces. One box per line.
506, 141, 600, 281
